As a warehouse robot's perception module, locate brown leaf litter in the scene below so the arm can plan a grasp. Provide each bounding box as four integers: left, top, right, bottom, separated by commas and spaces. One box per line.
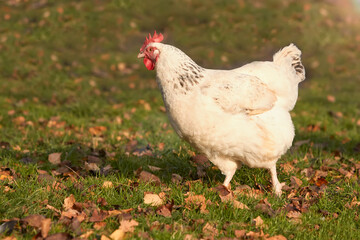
156, 201, 174, 218
255, 198, 276, 217
235, 229, 287, 240
143, 192, 165, 207
213, 185, 249, 209
138, 170, 161, 185
48, 152, 62, 165
184, 192, 209, 214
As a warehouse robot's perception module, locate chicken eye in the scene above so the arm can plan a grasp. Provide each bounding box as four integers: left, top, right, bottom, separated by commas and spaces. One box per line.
149, 48, 153, 52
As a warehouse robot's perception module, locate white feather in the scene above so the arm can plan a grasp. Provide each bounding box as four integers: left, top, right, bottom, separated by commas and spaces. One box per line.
146, 42, 305, 196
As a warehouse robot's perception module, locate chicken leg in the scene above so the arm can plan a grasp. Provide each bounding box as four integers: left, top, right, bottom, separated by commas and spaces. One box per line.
223, 168, 237, 190
269, 164, 284, 197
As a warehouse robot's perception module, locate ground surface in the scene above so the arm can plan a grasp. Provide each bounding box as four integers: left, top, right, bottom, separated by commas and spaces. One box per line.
0, 0, 360, 239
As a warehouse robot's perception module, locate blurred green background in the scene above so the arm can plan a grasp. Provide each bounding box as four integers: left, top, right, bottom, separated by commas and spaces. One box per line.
0, 0, 359, 149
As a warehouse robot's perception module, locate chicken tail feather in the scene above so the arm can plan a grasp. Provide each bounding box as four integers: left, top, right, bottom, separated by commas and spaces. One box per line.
273, 43, 305, 82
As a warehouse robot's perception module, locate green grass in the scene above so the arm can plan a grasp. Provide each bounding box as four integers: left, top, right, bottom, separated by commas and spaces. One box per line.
1, 0, 360, 239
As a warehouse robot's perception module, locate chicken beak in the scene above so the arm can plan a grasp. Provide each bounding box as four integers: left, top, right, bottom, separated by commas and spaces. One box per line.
137, 52, 145, 58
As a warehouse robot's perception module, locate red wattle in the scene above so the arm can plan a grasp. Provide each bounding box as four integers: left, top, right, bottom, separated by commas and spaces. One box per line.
144, 58, 155, 70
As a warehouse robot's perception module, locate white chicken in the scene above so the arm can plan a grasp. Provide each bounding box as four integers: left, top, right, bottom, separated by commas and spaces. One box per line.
137, 31, 305, 196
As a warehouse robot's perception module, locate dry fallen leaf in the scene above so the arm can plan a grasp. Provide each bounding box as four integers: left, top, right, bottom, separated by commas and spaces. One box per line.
246, 230, 268, 239
156, 202, 174, 218
232, 199, 249, 209
102, 181, 114, 188
280, 162, 295, 174
125, 140, 138, 153
87, 155, 102, 164
79, 230, 94, 239
46, 204, 61, 214
139, 171, 161, 185
110, 229, 125, 240
70, 218, 81, 236
76, 211, 88, 223
101, 235, 111, 240
338, 168, 353, 179
148, 165, 162, 171
234, 229, 247, 238
101, 164, 113, 176
234, 185, 264, 199
41, 218, 51, 238
156, 205, 172, 218
0, 168, 14, 182
314, 170, 327, 180
94, 221, 107, 230
184, 234, 195, 240
12, 116, 25, 125
51, 181, 67, 191
89, 126, 107, 136
286, 211, 302, 223
315, 177, 328, 187
63, 194, 76, 211
159, 106, 166, 112
202, 222, 218, 236
89, 209, 108, 222
184, 193, 208, 213
290, 176, 303, 189
84, 162, 100, 172
149, 221, 161, 231
107, 210, 125, 218
97, 197, 108, 206
255, 204, 275, 217
22, 214, 45, 228
213, 184, 231, 196
42, 232, 71, 240
119, 219, 139, 233
252, 216, 264, 228
267, 235, 288, 240
0, 141, 10, 150
157, 142, 165, 151
61, 209, 80, 219
214, 185, 249, 209
144, 193, 164, 206
327, 95, 336, 103
48, 152, 62, 165
2, 236, 17, 240
301, 167, 314, 179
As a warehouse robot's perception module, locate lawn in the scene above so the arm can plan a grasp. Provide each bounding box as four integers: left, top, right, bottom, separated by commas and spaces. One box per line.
1, 0, 360, 239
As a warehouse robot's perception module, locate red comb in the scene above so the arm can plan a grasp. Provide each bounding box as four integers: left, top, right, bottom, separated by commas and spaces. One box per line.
140, 31, 164, 52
